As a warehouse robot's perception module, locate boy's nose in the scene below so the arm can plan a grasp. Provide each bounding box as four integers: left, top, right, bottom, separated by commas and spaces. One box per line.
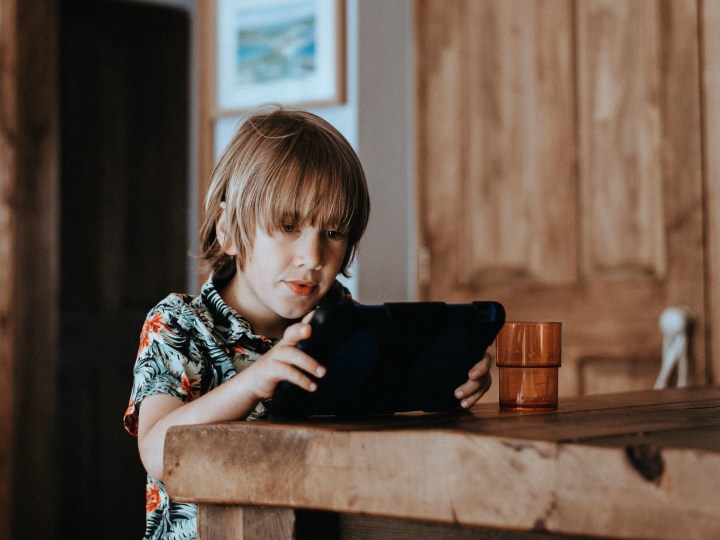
294, 232, 323, 269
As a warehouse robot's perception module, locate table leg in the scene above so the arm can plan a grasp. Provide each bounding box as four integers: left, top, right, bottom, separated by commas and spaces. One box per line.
197, 504, 295, 540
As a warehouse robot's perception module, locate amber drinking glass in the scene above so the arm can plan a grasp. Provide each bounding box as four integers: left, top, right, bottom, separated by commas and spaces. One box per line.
496, 321, 562, 410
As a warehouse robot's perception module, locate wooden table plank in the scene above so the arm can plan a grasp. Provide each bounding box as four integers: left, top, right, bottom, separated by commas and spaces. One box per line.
256, 386, 720, 441
164, 386, 720, 539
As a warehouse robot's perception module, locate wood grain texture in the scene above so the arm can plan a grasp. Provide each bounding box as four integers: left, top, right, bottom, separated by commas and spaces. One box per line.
0, 2, 18, 537
415, 0, 708, 396
0, 0, 60, 537
198, 0, 215, 226
165, 387, 720, 539
414, 0, 464, 290
702, 0, 720, 384
198, 505, 295, 540
577, 0, 665, 278
416, 0, 577, 289
461, 0, 577, 286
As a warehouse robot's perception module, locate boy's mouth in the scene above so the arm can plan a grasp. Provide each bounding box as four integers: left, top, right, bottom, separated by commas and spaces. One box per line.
285, 280, 317, 297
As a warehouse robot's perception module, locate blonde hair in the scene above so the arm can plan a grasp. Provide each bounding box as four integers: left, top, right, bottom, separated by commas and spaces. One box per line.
199, 107, 370, 279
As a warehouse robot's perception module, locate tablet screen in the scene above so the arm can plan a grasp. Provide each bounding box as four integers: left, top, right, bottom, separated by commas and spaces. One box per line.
266, 301, 505, 418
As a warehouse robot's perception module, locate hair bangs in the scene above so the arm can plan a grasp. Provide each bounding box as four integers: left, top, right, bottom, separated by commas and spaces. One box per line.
255, 157, 359, 236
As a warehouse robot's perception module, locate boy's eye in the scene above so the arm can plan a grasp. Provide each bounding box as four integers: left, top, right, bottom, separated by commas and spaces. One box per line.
282, 224, 295, 233
325, 230, 344, 240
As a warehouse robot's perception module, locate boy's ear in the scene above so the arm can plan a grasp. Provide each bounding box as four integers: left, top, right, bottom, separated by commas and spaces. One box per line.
216, 202, 238, 256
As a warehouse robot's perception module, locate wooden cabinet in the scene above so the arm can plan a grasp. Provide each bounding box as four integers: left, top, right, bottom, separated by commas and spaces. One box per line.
415, 0, 718, 396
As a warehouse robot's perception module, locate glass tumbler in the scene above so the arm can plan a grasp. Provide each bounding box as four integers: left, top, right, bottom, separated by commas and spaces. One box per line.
496, 321, 562, 410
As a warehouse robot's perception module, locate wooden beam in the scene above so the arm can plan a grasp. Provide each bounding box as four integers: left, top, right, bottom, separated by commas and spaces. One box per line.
0, 0, 60, 537
702, 0, 720, 384
0, 1, 19, 536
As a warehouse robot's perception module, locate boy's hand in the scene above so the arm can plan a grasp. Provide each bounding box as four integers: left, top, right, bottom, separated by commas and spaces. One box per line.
241, 318, 325, 400
454, 352, 492, 409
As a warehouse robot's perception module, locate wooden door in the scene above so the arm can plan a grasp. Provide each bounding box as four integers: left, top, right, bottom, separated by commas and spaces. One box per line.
59, 2, 190, 538
415, 0, 707, 397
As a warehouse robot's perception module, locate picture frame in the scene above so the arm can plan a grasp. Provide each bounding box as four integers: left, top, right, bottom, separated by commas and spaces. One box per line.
211, 0, 346, 115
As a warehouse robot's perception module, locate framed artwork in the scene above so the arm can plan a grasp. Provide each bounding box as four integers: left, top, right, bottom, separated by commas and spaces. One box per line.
212, 0, 346, 115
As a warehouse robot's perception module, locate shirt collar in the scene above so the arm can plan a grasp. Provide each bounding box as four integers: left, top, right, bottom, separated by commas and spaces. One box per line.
200, 274, 265, 344
199, 274, 353, 344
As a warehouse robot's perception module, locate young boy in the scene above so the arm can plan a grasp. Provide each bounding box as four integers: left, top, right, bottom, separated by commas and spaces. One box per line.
124, 107, 492, 539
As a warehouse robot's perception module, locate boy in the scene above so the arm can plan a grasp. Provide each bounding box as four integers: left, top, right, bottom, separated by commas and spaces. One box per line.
124, 107, 492, 539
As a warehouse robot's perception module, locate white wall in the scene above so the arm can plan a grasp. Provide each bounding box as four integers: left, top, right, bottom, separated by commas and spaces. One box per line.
356, 0, 416, 303
210, 0, 416, 303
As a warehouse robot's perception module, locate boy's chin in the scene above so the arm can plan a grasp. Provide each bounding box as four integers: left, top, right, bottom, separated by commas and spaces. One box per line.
277, 299, 319, 321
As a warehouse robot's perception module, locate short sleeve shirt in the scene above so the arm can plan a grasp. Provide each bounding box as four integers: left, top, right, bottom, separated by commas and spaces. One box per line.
124, 275, 352, 540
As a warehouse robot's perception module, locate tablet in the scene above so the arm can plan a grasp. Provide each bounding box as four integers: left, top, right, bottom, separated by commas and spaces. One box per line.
266, 301, 505, 418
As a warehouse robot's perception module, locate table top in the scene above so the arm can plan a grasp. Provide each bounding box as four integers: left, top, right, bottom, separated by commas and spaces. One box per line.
164, 386, 720, 539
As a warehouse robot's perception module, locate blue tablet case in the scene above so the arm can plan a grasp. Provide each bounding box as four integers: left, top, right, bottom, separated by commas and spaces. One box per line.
267, 301, 505, 418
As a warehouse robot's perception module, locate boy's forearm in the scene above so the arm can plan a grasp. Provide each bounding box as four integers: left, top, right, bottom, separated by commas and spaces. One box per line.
138, 373, 262, 480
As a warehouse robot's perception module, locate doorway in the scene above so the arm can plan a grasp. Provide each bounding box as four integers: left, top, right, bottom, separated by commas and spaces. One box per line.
59, 1, 190, 537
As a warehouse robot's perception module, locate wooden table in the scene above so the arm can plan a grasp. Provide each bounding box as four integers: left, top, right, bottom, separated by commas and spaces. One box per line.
164, 386, 720, 539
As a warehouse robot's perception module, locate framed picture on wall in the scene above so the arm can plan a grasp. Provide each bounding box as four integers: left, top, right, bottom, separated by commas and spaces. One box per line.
212, 0, 346, 115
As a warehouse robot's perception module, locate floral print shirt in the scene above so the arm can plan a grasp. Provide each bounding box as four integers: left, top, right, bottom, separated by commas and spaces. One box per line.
124, 275, 352, 540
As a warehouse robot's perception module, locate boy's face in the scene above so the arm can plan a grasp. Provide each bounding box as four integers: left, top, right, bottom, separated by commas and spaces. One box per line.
229, 221, 348, 338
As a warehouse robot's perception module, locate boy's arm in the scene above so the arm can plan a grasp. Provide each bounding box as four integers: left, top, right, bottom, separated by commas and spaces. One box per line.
137, 320, 326, 481
137, 373, 260, 480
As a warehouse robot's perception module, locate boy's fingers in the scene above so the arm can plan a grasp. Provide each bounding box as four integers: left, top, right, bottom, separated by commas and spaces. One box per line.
271, 361, 319, 392
455, 371, 492, 407
460, 392, 481, 409
280, 322, 312, 346
468, 352, 492, 379
277, 322, 325, 375
459, 390, 486, 409
273, 344, 326, 379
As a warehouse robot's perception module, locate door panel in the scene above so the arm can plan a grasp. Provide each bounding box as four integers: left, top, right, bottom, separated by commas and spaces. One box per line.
577, 0, 666, 280
415, 0, 706, 396
460, 0, 578, 288
60, 2, 190, 537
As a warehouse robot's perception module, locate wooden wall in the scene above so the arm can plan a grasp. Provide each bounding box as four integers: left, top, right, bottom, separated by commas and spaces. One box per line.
415, 0, 720, 395
0, 1, 60, 538
1, 1, 190, 538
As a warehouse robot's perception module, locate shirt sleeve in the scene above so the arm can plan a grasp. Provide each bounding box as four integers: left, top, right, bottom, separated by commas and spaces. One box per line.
124, 297, 199, 436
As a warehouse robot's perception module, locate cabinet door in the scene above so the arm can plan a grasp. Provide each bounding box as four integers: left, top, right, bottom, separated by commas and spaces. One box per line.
415, 0, 707, 396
